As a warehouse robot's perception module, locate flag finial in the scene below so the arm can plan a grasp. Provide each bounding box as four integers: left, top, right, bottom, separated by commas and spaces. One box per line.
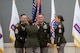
13, 0, 16, 2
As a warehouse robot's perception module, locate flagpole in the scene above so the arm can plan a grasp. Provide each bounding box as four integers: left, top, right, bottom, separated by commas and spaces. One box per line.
75, 46, 76, 53
12, 0, 15, 52
34, 0, 36, 3
0, 23, 4, 53
11, 0, 16, 53
12, 43, 15, 53
14, 0, 16, 2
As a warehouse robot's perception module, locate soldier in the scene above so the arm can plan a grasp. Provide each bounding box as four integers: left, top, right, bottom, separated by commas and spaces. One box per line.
24, 18, 40, 53
14, 14, 28, 53
54, 15, 66, 53
37, 14, 51, 53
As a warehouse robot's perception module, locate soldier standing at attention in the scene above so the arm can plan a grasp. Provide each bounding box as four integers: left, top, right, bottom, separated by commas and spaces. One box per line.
14, 14, 29, 53
37, 14, 51, 53
54, 15, 66, 53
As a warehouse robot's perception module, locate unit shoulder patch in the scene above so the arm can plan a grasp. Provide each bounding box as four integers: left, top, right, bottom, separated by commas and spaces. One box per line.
15, 24, 19, 27
58, 24, 62, 28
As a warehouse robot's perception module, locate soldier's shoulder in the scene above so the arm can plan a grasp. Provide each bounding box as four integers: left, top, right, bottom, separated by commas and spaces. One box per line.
44, 22, 49, 24
60, 22, 64, 26
44, 22, 50, 26
58, 23, 64, 28
15, 23, 20, 27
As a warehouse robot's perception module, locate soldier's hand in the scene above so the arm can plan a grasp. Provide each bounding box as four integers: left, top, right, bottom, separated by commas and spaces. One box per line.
57, 46, 60, 49
47, 43, 52, 47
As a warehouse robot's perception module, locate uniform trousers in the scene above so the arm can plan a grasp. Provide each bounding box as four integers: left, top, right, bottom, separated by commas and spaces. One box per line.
40, 47, 48, 53
26, 47, 40, 53
57, 43, 65, 53
15, 48, 23, 53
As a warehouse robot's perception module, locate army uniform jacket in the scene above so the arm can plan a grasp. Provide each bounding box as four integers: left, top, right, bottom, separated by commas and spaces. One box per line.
14, 22, 27, 48
24, 25, 40, 48
37, 22, 51, 48
54, 22, 66, 46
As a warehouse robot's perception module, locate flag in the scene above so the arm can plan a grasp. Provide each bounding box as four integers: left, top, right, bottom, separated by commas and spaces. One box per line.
32, 0, 37, 23
36, 0, 41, 15
0, 23, 4, 53
74, 40, 80, 48
36, 0, 42, 24
72, 0, 80, 47
32, 0, 42, 23
50, 0, 56, 45
9, 0, 19, 43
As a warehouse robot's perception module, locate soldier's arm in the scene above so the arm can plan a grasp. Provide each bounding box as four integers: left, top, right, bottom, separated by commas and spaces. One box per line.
14, 24, 21, 40
47, 23, 51, 43
57, 23, 64, 46
15, 24, 27, 43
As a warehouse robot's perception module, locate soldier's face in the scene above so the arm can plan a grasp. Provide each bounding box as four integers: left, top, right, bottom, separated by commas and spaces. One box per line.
20, 15, 28, 23
55, 16, 60, 23
38, 15, 44, 23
